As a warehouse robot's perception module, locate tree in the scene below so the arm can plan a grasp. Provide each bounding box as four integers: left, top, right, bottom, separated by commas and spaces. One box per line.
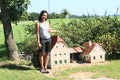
0, 0, 30, 63
50, 12, 61, 19
0, 12, 1, 20
28, 12, 39, 21
20, 11, 29, 21
61, 9, 69, 18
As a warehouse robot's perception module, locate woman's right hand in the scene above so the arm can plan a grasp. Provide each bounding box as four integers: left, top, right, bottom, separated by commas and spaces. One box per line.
38, 43, 42, 48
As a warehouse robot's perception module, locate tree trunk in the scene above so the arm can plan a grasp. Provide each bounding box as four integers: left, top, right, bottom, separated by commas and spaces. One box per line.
0, 0, 19, 63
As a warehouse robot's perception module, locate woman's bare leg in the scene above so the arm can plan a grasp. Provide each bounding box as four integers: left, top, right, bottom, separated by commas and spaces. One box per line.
44, 52, 49, 69
39, 52, 44, 69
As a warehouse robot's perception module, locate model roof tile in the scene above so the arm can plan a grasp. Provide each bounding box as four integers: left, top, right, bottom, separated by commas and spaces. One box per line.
69, 47, 82, 53
51, 36, 66, 50
82, 42, 96, 54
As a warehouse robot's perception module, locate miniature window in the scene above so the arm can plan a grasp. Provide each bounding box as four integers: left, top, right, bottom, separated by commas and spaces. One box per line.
59, 60, 62, 64
84, 56, 86, 59
86, 56, 88, 58
55, 61, 57, 64
64, 53, 66, 55
55, 54, 57, 56
100, 55, 102, 59
64, 60, 67, 63
58, 43, 65, 48
60, 53, 62, 56
93, 56, 96, 60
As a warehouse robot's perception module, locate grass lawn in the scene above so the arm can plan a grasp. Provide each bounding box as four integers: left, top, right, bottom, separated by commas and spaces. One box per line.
54, 60, 120, 80
0, 63, 56, 80
0, 60, 120, 80
0, 23, 8, 61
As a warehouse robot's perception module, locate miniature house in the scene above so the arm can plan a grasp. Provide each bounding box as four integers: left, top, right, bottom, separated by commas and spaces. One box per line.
81, 42, 106, 63
48, 36, 106, 69
48, 36, 70, 69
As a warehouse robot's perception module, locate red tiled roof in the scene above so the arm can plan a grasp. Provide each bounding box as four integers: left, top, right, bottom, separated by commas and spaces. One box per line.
69, 47, 82, 53
51, 36, 66, 50
82, 42, 96, 55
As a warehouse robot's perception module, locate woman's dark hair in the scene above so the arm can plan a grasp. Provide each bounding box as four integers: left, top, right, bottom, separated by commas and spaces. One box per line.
38, 10, 48, 22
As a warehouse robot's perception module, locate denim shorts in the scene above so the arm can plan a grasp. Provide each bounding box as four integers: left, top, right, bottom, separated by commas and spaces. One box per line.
39, 38, 51, 53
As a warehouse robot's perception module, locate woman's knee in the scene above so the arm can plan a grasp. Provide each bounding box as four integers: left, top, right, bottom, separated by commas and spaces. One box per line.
39, 52, 44, 57
44, 52, 49, 56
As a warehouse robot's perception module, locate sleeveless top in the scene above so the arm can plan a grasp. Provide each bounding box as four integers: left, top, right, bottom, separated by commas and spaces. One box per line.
39, 22, 50, 39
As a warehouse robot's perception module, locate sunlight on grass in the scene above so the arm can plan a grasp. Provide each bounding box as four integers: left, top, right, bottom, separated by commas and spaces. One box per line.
0, 69, 56, 80
0, 63, 56, 80
54, 60, 120, 80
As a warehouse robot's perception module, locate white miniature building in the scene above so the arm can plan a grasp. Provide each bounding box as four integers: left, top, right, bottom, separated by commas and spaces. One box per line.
81, 42, 106, 63
48, 36, 70, 69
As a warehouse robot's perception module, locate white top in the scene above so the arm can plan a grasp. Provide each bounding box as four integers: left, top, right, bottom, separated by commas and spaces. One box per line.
39, 22, 50, 39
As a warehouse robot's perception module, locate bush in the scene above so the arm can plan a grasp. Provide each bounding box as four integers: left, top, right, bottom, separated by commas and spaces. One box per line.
58, 15, 120, 59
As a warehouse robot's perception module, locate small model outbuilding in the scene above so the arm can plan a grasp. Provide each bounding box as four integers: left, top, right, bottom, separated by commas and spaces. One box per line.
81, 42, 106, 63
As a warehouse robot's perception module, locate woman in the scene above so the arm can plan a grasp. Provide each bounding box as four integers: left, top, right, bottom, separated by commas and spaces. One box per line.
36, 10, 59, 73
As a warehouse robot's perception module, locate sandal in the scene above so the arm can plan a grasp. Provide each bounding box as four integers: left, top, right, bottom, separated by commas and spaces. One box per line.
45, 68, 49, 73
40, 68, 45, 73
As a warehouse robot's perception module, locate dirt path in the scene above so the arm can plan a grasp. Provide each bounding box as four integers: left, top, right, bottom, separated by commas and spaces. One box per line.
69, 72, 93, 80
69, 71, 116, 80
44, 69, 117, 80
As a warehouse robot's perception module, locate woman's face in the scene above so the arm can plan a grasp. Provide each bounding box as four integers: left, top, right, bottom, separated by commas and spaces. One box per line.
41, 13, 48, 21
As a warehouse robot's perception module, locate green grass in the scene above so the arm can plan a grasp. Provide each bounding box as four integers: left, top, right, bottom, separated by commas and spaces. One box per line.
12, 21, 35, 43
0, 64, 56, 80
0, 24, 8, 61
54, 60, 120, 80
0, 60, 120, 80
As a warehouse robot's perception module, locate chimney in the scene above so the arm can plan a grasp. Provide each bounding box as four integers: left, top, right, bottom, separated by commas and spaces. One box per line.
89, 40, 92, 46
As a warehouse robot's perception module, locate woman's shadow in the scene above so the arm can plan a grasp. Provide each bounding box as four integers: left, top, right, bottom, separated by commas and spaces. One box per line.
0, 64, 33, 71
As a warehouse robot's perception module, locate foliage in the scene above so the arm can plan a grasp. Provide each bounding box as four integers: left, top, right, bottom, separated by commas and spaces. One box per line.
19, 11, 28, 21
49, 8, 70, 19
0, 13, 1, 20
61, 8, 70, 18
58, 15, 120, 59
49, 12, 63, 19
22, 22, 38, 54
28, 12, 39, 21
4, 0, 30, 22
